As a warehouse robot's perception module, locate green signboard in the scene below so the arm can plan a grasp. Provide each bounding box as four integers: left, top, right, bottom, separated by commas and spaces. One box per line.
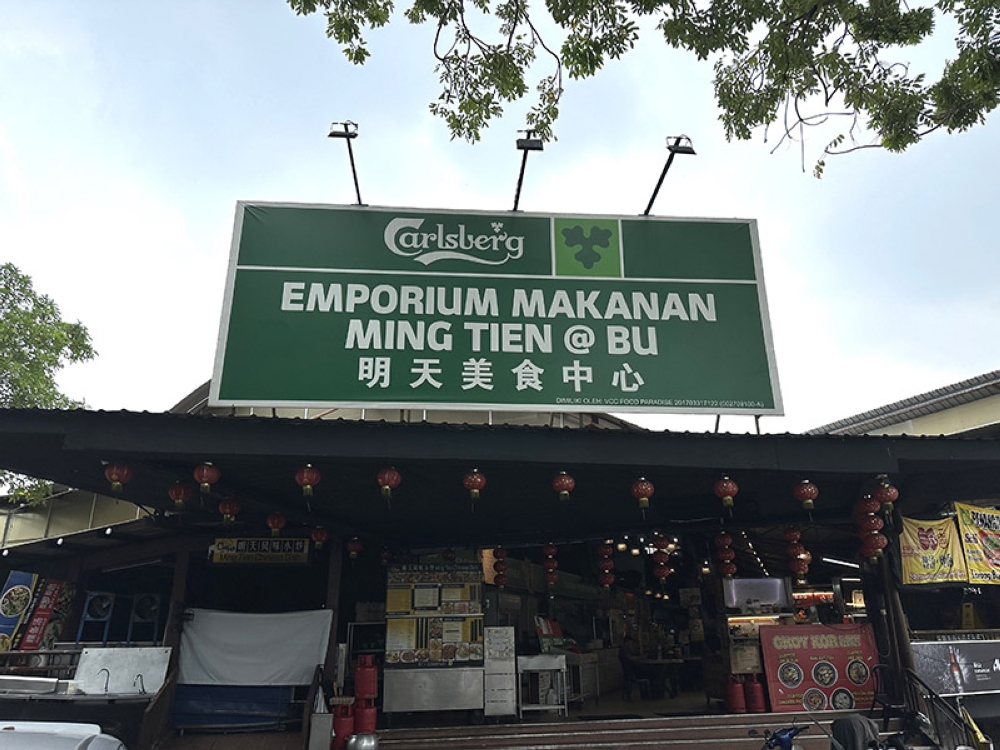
210, 202, 783, 414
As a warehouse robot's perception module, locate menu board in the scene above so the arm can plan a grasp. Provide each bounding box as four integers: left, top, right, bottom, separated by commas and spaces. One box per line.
760, 624, 878, 713
384, 563, 484, 668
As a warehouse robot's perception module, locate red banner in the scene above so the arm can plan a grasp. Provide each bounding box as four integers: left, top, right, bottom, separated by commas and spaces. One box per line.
760, 623, 878, 713
20, 581, 64, 651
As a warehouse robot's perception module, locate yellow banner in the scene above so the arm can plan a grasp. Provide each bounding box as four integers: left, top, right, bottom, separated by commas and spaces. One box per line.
956, 503, 1000, 584
899, 516, 967, 584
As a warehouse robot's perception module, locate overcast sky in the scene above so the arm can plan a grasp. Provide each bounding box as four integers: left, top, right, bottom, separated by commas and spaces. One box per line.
2, 2, 997, 434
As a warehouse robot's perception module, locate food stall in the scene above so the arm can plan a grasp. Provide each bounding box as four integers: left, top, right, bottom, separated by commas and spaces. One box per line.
381, 563, 486, 715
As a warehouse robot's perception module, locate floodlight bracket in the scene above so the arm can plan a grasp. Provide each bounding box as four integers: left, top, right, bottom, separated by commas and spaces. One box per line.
643, 135, 696, 216
328, 120, 364, 205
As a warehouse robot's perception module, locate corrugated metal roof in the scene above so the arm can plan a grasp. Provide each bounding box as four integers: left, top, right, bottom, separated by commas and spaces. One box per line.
806, 370, 1000, 436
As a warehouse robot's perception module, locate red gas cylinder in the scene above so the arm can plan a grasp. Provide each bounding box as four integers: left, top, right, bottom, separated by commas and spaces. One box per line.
331, 705, 354, 750
355, 655, 379, 699
744, 673, 767, 713
724, 674, 747, 713
354, 698, 377, 734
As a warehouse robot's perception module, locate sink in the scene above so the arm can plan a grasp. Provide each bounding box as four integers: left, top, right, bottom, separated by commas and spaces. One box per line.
0, 676, 58, 694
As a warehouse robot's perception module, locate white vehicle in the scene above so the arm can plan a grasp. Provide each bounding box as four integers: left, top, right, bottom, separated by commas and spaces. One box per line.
0, 722, 127, 749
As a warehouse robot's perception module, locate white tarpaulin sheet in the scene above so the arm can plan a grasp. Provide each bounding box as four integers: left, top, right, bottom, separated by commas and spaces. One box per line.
179, 608, 332, 685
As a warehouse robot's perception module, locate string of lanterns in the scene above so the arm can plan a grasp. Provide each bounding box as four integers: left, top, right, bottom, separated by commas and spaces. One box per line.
783, 525, 811, 584
492, 546, 508, 588
596, 541, 615, 590
652, 535, 672, 586
856, 476, 898, 563
542, 543, 559, 586
715, 531, 737, 578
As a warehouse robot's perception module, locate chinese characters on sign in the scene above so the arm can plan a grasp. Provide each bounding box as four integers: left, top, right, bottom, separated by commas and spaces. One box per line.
211, 538, 310, 565
212, 204, 782, 414
899, 515, 968, 585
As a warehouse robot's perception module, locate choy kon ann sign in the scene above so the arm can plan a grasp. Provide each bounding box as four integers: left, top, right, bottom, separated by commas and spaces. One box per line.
209, 202, 783, 414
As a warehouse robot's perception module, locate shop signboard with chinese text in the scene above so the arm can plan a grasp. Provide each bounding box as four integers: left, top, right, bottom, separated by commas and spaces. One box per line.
211, 538, 310, 564
956, 503, 1000, 583
760, 623, 878, 712
900, 516, 967, 584
211, 203, 782, 414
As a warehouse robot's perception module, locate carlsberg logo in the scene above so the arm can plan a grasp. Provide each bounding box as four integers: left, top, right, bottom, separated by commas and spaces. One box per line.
384, 218, 525, 266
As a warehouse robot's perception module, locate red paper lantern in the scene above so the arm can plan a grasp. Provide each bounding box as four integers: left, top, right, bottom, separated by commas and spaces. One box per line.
194, 463, 221, 494
463, 469, 486, 500
857, 495, 881, 515
653, 536, 669, 550
494, 573, 509, 588
267, 512, 286, 537
715, 532, 733, 549
599, 558, 615, 572
311, 527, 329, 549
542, 557, 558, 572
552, 471, 576, 502
859, 515, 885, 533
598, 571, 616, 589
167, 482, 194, 511
597, 543, 614, 558
544, 571, 559, 585
493, 560, 508, 574
789, 558, 809, 575
861, 532, 889, 560
654, 563, 671, 580
713, 476, 739, 509
652, 550, 669, 565
347, 537, 363, 560
379, 547, 393, 566
542, 543, 558, 558
786, 543, 806, 559
873, 481, 899, 509
104, 463, 132, 493
218, 499, 239, 523
442, 548, 457, 563
793, 480, 819, 510
295, 465, 321, 496
716, 547, 736, 563
631, 478, 654, 510
782, 526, 802, 543
377, 466, 402, 500
719, 562, 737, 578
